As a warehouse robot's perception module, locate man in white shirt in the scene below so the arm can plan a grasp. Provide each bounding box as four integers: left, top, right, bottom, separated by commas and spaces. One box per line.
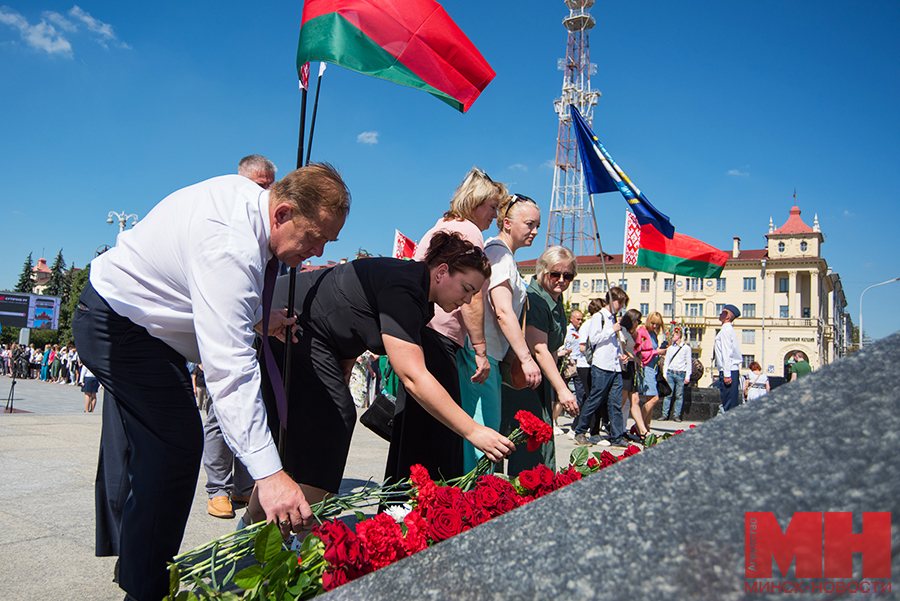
714, 303, 743, 412
73, 163, 349, 601
661, 326, 691, 421
573, 287, 630, 447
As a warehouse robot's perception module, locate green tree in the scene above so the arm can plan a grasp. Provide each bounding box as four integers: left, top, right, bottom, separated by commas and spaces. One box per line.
59, 265, 90, 346
14, 252, 34, 293
45, 249, 70, 302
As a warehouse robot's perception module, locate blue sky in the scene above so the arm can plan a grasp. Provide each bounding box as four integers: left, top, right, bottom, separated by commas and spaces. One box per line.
1, 1, 898, 340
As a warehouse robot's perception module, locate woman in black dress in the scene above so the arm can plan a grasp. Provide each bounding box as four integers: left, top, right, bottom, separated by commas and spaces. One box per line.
246, 232, 515, 520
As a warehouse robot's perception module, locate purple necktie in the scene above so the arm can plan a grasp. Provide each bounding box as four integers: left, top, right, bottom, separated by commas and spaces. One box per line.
261, 256, 288, 428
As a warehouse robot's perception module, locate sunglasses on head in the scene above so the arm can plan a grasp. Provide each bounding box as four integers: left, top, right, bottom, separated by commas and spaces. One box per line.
472, 167, 493, 182
504, 193, 534, 219
549, 271, 575, 282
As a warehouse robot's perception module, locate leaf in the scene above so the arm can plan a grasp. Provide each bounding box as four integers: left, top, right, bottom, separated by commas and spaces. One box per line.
570, 446, 590, 466
261, 550, 294, 578
210, 542, 220, 590
234, 564, 264, 590
254, 522, 283, 563
292, 573, 311, 590
168, 563, 182, 597
354, 511, 367, 523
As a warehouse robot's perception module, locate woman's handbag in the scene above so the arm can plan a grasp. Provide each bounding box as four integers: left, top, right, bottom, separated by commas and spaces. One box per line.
359, 390, 396, 442
656, 367, 673, 397
499, 297, 530, 389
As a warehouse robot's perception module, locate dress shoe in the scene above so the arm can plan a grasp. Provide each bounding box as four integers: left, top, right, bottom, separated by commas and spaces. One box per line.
231, 494, 251, 507
208, 495, 235, 519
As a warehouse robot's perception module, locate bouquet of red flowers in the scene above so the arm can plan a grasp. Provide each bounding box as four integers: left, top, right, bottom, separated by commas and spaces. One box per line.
166, 413, 694, 600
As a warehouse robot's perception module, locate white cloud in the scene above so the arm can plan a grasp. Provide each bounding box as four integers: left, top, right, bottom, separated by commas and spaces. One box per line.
542, 159, 556, 169
357, 131, 379, 145
0, 5, 129, 56
727, 169, 750, 177
843, 210, 853, 217
509, 163, 528, 172
68, 5, 129, 49
0, 7, 72, 56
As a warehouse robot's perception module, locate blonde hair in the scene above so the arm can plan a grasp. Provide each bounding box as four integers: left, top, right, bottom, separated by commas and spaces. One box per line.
443, 167, 507, 222
647, 311, 664, 331
535, 245, 577, 282
496, 193, 539, 231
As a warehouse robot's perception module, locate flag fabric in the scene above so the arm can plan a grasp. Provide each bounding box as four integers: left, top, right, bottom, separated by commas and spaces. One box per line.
624, 212, 729, 278
624, 211, 640, 265
297, 0, 495, 113
570, 105, 675, 238
299, 62, 310, 90
393, 230, 417, 259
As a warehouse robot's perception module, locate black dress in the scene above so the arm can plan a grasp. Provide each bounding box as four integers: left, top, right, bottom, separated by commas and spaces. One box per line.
261, 258, 433, 493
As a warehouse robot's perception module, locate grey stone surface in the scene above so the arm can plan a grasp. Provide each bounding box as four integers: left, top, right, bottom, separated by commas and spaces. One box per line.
326, 334, 900, 600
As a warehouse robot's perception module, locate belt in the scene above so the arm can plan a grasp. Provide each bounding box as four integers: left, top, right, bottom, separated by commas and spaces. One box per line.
669, 370, 686, 375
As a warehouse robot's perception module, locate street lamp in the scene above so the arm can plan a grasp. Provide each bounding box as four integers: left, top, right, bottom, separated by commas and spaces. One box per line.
859, 277, 900, 348
107, 211, 139, 233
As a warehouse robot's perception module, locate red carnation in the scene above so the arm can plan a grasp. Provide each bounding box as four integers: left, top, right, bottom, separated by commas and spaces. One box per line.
428, 507, 465, 541
514, 410, 553, 451
402, 510, 429, 554
356, 513, 408, 570
587, 457, 599, 469
315, 520, 370, 572
410, 464, 438, 511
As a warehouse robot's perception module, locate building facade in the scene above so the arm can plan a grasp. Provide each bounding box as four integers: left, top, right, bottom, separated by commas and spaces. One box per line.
520, 206, 851, 385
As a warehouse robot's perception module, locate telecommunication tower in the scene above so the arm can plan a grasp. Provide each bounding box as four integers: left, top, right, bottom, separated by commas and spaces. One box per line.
546, 0, 601, 255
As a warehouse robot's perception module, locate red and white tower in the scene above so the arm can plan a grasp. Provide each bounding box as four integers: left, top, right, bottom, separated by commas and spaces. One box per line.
545, 0, 601, 255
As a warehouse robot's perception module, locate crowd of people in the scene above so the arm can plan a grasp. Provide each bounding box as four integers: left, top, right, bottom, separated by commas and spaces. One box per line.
1, 341, 100, 412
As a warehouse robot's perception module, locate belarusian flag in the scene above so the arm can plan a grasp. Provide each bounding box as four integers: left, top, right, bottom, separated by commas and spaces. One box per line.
297, 0, 495, 112
393, 230, 417, 259
625, 212, 728, 278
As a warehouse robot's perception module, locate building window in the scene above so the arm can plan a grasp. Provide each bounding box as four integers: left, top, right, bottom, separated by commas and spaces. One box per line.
687, 329, 703, 342
640, 278, 650, 293
663, 303, 673, 317
742, 329, 755, 344
780, 305, 789, 318
800, 241, 808, 252
686, 277, 702, 292
742, 354, 756, 369
777, 241, 785, 253
618, 279, 627, 291
688, 303, 703, 317
743, 304, 756, 318
640, 303, 649, 315
592, 279, 608, 294
716, 278, 726, 291
803, 307, 810, 318
743, 277, 757, 292
716, 303, 726, 315
572, 279, 581, 293
779, 277, 789, 293
571, 302, 579, 311
664, 278, 674, 292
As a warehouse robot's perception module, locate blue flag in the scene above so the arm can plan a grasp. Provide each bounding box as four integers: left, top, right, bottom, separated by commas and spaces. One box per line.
570, 105, 675, 239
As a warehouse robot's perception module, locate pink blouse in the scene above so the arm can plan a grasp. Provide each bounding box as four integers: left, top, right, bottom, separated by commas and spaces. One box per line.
634, 326, 661, 368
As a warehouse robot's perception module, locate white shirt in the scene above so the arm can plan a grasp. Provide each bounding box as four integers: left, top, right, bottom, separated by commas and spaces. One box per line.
483, 237, 527, 361
565, 322, 584, 365
663, 342, 691, 380
714, 321, 742, 373
575, 320, 592, 368
90, 174, 280, 480
584, 308, 622, 372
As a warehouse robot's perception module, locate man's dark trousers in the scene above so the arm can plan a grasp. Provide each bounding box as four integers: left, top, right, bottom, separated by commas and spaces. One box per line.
74, 282, 203, 601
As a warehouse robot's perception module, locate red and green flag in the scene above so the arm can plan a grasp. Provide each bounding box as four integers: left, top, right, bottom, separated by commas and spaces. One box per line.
297, 0, 495, 112
625, 212, 728, 278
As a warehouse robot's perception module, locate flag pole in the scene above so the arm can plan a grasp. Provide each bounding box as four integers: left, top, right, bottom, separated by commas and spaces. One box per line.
587, 193, 611, 292
304, 64, 325, 167
278, 78, 309, 460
